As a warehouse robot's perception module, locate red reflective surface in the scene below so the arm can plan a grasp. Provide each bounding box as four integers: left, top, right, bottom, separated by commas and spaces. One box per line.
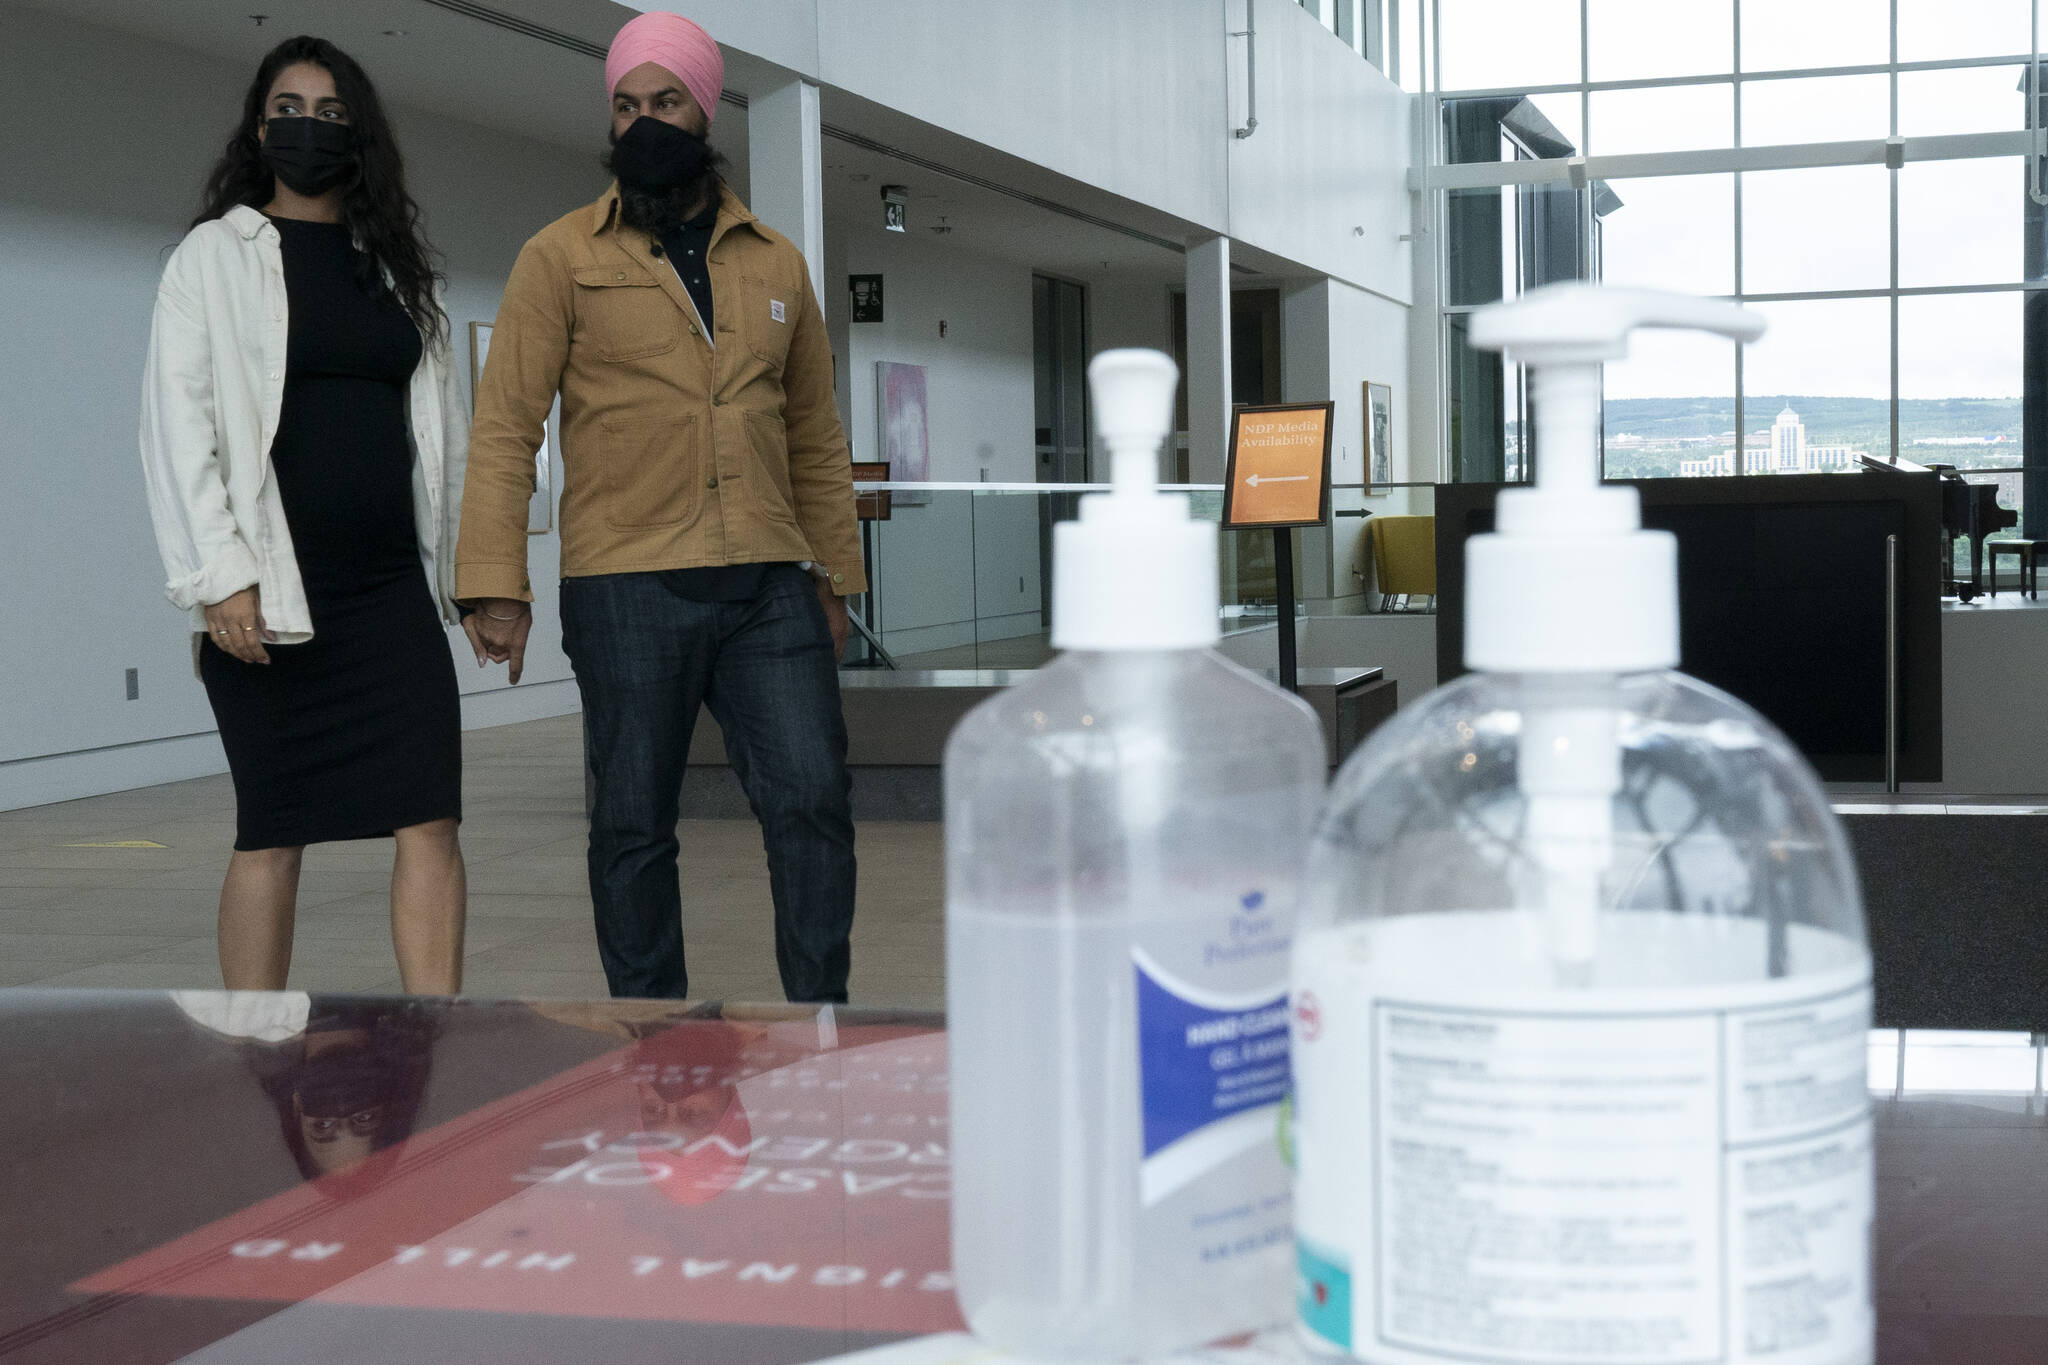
1, 991, 953, 1364
0, 990, 2040, 1364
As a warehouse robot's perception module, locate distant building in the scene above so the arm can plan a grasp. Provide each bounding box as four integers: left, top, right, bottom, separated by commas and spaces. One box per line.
1680, 451, 1737, 477
1679, 405, 1862, 476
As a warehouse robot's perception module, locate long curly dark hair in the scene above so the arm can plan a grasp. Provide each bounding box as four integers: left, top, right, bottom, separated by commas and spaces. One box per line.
194, 35, 446, 346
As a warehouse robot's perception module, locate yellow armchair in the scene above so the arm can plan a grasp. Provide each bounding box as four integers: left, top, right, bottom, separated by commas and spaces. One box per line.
1366, 515, 1436, 610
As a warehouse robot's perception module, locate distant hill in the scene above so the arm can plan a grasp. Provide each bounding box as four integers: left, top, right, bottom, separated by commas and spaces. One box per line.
1583, 395, 2023, 479
1596, 396, 2021, 447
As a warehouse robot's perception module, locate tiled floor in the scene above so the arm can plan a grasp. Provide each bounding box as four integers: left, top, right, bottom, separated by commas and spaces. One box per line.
0, 714, 945, 1009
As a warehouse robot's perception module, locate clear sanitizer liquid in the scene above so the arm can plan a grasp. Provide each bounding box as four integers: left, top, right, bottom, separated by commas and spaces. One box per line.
944, 350, 1327, 1360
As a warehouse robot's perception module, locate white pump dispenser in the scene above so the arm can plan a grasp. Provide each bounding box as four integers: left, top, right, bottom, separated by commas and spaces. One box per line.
1463, 285, 1763, 675
946, 350, 1326, 1360
1290, 286, 1874, 1365
1467, 286, 1766, 983
1051, 349, 1220, 652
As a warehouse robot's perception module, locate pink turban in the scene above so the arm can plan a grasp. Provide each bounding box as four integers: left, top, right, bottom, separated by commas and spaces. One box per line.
605, 11, 724, 124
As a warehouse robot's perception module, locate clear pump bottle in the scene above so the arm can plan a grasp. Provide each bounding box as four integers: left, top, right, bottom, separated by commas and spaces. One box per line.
946, 350, 1327, 1359
1291, 288, 1874, 1365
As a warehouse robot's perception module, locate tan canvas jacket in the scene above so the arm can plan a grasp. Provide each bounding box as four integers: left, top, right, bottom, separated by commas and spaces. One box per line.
456, 183, 865, 602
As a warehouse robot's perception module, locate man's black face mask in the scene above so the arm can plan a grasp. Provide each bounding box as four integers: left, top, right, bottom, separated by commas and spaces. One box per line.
608, 116, 712, 194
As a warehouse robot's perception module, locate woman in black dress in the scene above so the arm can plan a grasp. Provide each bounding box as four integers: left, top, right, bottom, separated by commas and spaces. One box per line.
140, 38, 490, 993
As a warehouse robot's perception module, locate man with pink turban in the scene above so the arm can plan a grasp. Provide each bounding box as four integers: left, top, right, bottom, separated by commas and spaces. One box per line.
457, 12, 864, 1005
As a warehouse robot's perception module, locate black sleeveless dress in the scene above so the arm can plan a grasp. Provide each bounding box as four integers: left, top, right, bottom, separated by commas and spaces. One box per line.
199, 216, 461, 851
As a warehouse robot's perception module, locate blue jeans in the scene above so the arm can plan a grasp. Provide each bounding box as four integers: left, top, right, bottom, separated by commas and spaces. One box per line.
560, 566, 855, 1002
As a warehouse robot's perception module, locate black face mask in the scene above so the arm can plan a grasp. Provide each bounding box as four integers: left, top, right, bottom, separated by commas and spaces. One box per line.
609, 115, 711, 194
261, 117, 355, 196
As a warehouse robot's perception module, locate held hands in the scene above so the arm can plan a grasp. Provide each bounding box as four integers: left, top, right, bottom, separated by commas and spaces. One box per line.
203, 586, 275, 664
463, 598, 533, 684
816, 577, 849, 662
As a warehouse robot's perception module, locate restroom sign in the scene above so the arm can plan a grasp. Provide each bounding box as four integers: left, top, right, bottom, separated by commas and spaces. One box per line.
1223, 402, 1334, 528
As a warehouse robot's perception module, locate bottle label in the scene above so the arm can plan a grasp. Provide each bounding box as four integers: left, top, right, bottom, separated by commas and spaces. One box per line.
1293, 925, 1872, 1365
1133, 948, 1291, 1207
1297, 1235, 1355, 1350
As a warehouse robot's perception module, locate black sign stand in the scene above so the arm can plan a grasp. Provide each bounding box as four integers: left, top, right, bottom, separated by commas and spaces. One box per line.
1273, 527, 1298, 694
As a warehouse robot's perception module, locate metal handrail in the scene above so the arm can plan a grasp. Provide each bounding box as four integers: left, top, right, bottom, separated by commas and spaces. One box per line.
855, 479, 1445, 493
855, 481, 1225, 492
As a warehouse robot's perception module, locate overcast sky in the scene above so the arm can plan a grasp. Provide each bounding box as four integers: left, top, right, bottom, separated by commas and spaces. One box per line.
1417, 0, 2037, 403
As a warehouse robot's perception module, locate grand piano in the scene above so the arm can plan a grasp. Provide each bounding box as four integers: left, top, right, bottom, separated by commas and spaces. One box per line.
1921, 463, 2019, 601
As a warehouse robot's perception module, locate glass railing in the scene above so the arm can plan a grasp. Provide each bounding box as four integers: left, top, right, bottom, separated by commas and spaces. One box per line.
841, 482, 1426, 670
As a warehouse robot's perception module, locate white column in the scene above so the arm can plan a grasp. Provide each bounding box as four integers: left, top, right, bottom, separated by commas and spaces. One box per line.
746, 76, 825, 307
1185, 235, 1232, 485
1281, 278, 1338, 600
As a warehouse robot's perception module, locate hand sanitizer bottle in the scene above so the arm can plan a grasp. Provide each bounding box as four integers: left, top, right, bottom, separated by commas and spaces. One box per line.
946, 349, 1327, 1360
1291, 287, 1873, 1365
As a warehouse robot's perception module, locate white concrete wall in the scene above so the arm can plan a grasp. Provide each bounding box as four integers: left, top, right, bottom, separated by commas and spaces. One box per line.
0, 7, 597, 809
839, 234, 1041, 655
812, 0, 1231, 236
1224, 3, 1414, 301
843, 236, 1036, 482
629, 0, 1412, 299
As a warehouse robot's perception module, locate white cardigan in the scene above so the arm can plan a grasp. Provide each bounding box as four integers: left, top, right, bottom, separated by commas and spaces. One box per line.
138, 205, 468, 644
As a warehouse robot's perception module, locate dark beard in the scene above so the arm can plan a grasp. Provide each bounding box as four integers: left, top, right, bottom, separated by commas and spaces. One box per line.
603, 144, 724, 235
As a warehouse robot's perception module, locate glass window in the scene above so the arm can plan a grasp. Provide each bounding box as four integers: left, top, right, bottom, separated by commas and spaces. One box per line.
1601, 330, 1738, 479
1898, 291, 2023, 411
1439, 0, 1581, 90
1444, 181, 1590, 305
1586, 0, 1731, 81
1898, 0, 2033, 64
1740, 165, 1890, 294
1597, 174, 1735, 296
1898, 157, 2025, 288
1897, 292, 2022, 552
1741, 73, 1890, 146
1742, 298, 1893, 470
1740, 0, 1887, 74
1898, 65, 2028, 137
1445, 318, 1525, 482
1445, 188, 1518, 306
1587, 82, 1734, 155
1398, 0, 1425, 92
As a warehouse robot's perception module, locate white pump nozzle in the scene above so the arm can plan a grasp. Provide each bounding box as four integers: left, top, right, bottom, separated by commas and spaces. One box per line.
1468, 284, 1765, 367
1050, 349, 1221, 652
1089, 349, 1180, 495
1465, 286, 1766, 986
1464, 284, 1766, 674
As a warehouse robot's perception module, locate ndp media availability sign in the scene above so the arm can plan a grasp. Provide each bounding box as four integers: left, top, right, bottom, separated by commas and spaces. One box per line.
1223, 402, 1335, 529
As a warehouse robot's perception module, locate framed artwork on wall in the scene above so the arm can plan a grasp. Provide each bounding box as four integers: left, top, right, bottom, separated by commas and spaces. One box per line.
876, 361, 930, 506
471, 320, 557, 535
1364, 380, 1394, 495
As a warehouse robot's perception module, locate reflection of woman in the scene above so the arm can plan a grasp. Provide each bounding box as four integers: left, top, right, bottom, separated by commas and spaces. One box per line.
140, 37, 483, 993
261, 1001, 435, 1194
173, 992, 436, 1198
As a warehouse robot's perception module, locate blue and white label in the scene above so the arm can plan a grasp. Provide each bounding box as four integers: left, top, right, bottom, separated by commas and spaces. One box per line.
1134, 947, 1290, 1206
